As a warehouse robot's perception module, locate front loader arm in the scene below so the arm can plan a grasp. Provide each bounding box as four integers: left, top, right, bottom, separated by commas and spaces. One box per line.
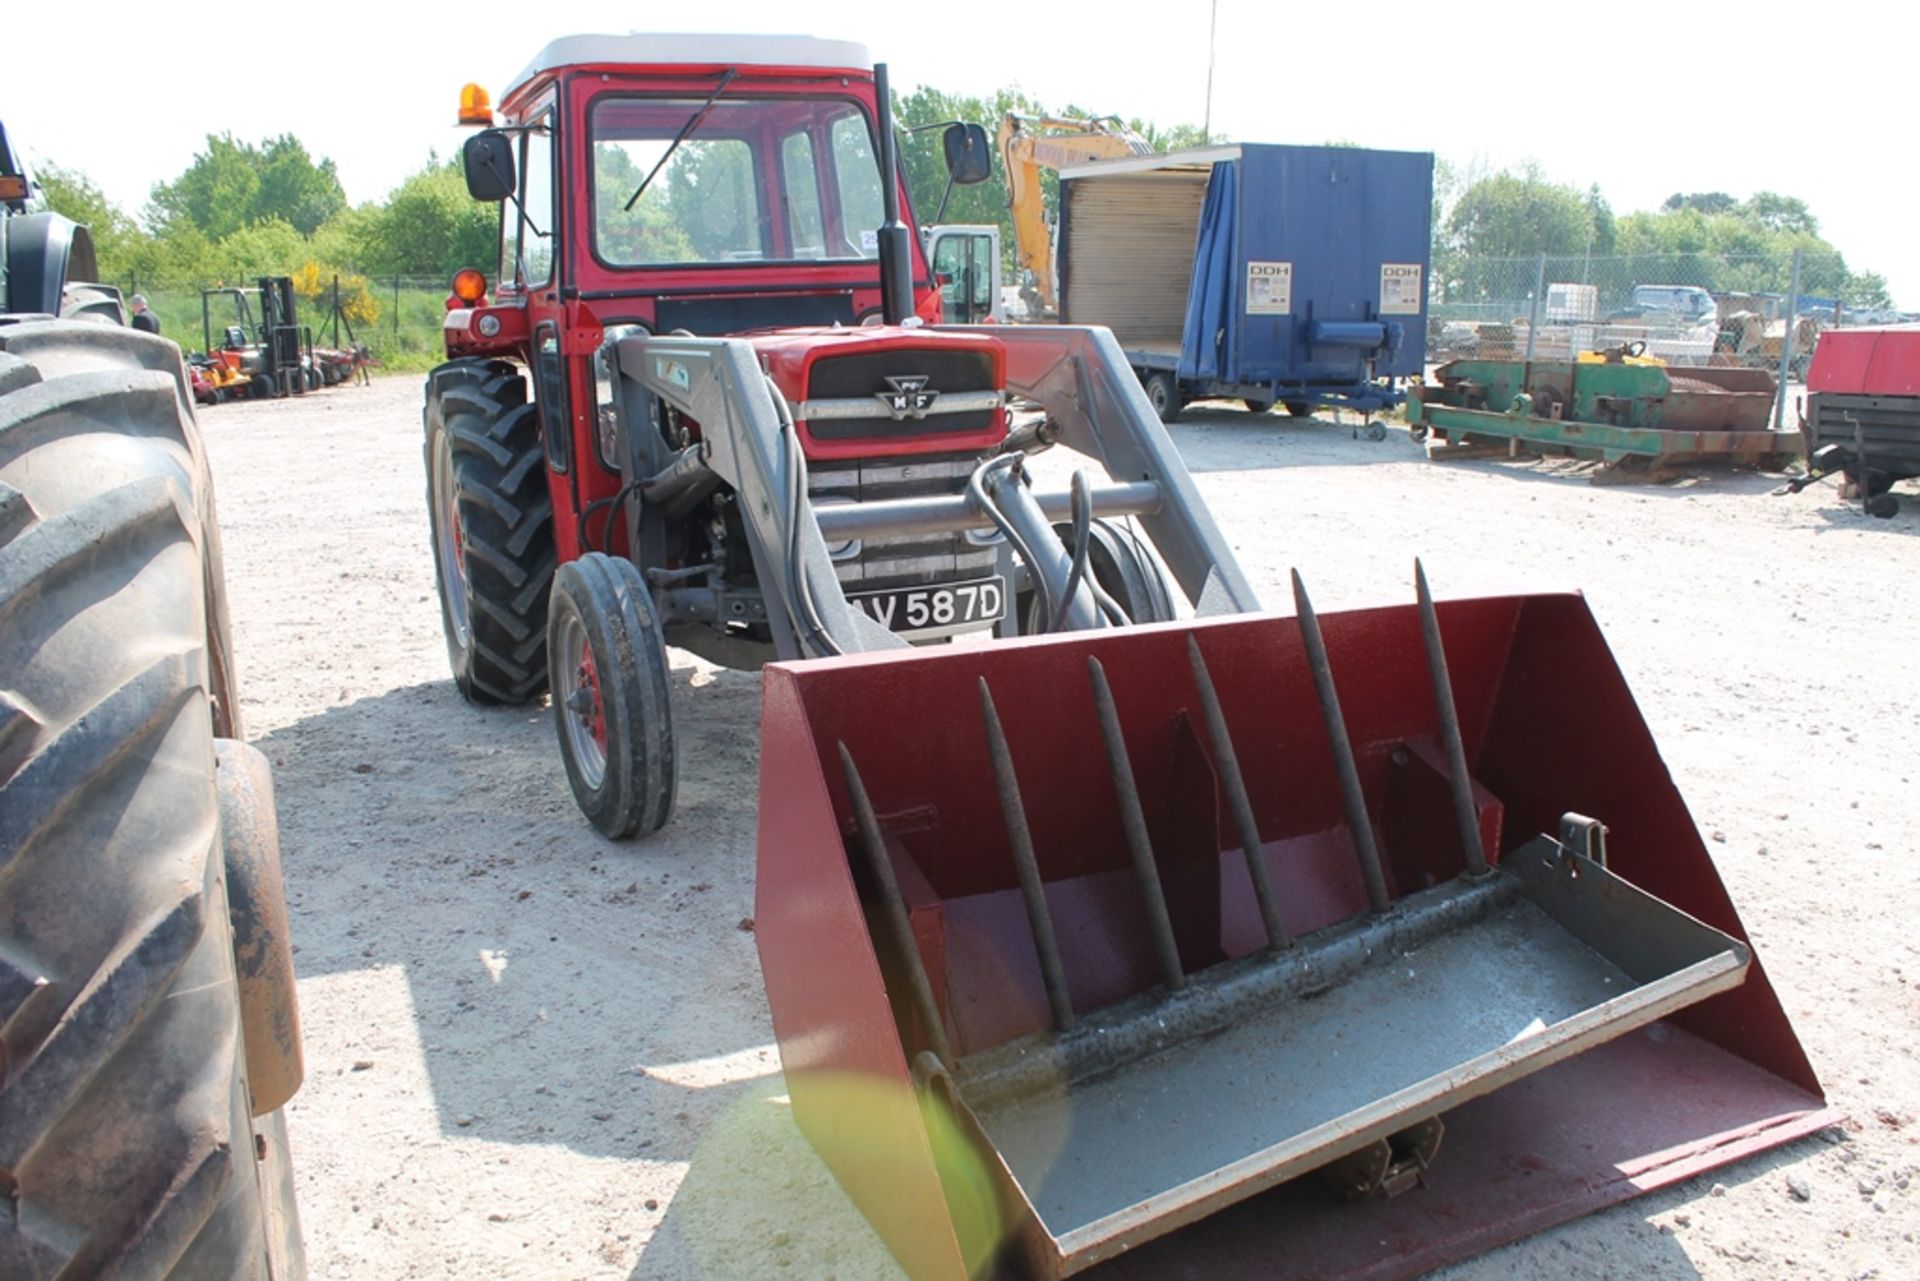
611, 334, 903, 661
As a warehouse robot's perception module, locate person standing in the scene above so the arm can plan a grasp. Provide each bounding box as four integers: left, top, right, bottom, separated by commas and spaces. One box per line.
129, 295, 161, 334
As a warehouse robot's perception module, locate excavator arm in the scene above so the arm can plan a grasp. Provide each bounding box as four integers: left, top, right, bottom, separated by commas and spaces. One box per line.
996, 113, 1153, 318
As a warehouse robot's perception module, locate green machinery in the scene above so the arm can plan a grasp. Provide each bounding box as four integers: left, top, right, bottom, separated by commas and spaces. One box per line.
1408, 355, 1800, 473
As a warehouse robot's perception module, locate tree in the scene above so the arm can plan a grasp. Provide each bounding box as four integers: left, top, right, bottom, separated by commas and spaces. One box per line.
35, 161, 146, 275
589, 144, 693, 266
1443, 170, 1596, 261
1741, 192, 1817, 237
256, 136, 347, 236
1848, 270, 1891, 310
1584, 185, 1617, 256
210, 218, 307, 280
660, 141, 761, 261
149, 134, 345, 239
354, 157, 497, 277
893, 85, 1037, 239
1661, 191, 1737, 215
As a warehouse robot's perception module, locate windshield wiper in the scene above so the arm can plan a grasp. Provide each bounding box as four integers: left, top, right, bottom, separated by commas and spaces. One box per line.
624, 69, 739, 212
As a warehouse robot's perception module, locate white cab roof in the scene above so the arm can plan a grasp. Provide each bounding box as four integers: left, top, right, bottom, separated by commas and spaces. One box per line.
507, 34, 871, 99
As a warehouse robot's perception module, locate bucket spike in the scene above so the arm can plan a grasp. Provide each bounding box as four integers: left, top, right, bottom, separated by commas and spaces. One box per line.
1291, 569, 1391, 912
1187, 636, 1290, 949
979, 679, 1077, 1031
838, 741, 953, 1065
1087, 655, 1186, 989
1414, 560, 1491, 878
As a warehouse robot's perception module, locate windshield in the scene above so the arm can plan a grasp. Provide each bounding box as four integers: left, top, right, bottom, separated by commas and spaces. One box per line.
591, 95, 886, 268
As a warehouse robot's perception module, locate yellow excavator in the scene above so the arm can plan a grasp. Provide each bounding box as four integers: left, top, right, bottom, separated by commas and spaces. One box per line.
997, 112, 1154, 318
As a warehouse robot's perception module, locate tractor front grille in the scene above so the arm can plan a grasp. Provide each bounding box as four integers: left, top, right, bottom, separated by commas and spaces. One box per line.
808, 450, 998, 591
803, 348, 999, 441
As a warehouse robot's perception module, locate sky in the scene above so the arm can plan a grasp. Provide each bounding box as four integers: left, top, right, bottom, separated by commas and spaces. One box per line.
9, 1, 1917, 304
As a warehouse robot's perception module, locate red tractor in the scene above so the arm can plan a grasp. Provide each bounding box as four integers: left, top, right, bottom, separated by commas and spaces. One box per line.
426, 34, 1253, 838
425, 34, 1827, 1281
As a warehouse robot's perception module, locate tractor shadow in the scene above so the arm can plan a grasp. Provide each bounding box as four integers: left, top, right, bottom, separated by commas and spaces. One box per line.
255, 652, 778, 1164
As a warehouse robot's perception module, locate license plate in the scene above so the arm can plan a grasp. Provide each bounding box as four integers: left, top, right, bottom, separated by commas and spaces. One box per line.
850, 577, 1005, 633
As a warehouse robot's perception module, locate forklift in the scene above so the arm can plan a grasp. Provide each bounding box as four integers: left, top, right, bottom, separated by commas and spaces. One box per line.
200, 276, 316, 398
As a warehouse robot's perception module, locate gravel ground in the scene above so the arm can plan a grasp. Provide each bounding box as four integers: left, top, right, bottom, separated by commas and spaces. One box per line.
200, 374, 1919, 1280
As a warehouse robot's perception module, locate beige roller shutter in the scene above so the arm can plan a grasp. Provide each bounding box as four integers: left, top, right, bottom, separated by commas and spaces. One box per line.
1060, 170, 1210, 353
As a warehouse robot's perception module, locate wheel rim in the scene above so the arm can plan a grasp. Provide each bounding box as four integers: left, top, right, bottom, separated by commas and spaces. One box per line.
558, 610, 609, 790
431, 437, 472, 650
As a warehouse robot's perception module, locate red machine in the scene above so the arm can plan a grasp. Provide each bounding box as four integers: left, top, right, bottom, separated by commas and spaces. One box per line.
425, 33, 1828, 1280
1802, 324, 1920, 517
428, 35, 1235, 839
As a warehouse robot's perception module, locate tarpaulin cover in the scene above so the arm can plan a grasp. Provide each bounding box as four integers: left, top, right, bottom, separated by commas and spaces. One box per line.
1178, 161, 1238, 382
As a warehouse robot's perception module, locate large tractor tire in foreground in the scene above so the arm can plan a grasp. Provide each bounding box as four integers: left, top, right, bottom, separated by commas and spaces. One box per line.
424, 358, 556, 705
0, 322, 303, 1279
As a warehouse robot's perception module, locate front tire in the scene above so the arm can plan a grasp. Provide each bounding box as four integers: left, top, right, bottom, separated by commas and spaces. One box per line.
1084, 518, 1176, 623
549, 554, 677, 840
424, 359, 555, 705
0, 321, 304, 1279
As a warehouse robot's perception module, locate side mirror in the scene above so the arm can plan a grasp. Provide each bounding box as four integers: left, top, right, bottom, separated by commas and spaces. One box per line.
942, 123, 992, 186
463, 130, 517, 202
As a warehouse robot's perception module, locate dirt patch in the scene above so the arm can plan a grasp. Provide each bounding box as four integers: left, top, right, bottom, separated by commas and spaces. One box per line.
201, 380, 1919, 1279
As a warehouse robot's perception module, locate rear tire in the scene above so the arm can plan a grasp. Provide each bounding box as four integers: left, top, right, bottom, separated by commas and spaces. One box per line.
1283, 399, 1313, 418
424, 359, 555, 705
58, 282, 127, 324
549, 554, 677, 839
1142, 371, 1182, 424
0, 321, 303, 1279
1241, 398, 1272, 415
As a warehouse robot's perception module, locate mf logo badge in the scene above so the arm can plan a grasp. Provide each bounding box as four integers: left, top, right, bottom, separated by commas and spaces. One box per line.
876, 374, 940, 420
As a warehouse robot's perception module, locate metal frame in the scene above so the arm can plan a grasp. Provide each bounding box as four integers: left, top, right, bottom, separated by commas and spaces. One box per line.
1412, 400, 1802, 463
610, 324, 1260, 661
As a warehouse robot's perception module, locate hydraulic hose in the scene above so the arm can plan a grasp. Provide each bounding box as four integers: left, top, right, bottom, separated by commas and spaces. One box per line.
967, 451, 1057, 634
1050, 470, 1094, 634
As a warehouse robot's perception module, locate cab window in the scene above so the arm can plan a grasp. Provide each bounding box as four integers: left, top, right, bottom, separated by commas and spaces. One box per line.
933, 232, 994, 322
500, 108, 555, 287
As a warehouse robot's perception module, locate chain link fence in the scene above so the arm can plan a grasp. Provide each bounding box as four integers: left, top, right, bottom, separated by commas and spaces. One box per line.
105, 252, 1897, 385
1427, 252, 1893, 379
117, 275, 453, 372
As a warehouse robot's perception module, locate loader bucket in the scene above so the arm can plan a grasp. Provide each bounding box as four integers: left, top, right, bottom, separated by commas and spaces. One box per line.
756, 576, 1830, 1281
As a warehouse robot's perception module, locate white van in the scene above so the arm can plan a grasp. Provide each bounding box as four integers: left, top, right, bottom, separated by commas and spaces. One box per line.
1631, 284, 1716, 321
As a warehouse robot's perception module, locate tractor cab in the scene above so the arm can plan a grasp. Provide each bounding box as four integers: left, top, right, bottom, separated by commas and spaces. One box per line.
447, 35, 945, 341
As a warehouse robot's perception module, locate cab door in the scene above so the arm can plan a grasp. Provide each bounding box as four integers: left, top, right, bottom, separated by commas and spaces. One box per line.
927, 225, 1002, 323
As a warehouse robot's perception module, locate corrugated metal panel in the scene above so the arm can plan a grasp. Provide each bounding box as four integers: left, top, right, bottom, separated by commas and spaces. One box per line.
1061, 172, 1209, 351
1809, 393, 1920, 470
